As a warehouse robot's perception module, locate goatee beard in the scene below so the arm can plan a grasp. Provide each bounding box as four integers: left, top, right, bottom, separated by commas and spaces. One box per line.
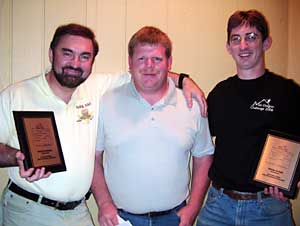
52, 66, 86, 88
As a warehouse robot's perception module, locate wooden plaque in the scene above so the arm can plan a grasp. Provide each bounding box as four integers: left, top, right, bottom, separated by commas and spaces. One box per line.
13, 111, 66, 173
253, 130, 300, 199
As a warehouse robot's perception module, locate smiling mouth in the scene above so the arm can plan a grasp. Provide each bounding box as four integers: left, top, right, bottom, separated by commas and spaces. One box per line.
63, 67, 83, 76
239, 51, 252, 57
66, 71, 81, 76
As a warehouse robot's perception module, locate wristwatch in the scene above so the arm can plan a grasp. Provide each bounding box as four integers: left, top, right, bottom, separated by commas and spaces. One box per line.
178, 73, 190, 89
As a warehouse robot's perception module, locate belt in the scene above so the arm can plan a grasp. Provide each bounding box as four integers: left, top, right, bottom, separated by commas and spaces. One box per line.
212, 182, 270, 200
8, 181, 91, 211
118, 201, 186, 218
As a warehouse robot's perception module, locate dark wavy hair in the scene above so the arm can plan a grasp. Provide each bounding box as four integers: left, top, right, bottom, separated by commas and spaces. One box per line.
227, 10, 269, 44
50, 23, 99, 58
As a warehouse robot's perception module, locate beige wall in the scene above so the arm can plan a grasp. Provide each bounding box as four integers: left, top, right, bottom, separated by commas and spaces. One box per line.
0, 0, 299, 225
288, 0, 300, 223
288, 0, 300, 82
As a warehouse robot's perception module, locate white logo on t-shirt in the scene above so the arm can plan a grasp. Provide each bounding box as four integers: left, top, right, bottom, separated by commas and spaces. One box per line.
250, 99, 274, 112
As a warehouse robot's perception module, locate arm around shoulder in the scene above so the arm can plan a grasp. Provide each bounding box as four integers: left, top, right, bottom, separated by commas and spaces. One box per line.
168, 71, 207, 116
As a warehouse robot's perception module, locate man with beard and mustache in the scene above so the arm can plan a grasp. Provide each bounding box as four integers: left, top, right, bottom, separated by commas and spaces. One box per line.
196, 10, 300, 226
0, 23, 206, 226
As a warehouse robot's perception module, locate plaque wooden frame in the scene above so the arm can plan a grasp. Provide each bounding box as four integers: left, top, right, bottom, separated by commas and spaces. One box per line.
13, 111, 66, 173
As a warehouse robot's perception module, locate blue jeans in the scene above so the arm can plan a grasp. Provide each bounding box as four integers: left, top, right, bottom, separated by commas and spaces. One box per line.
0, 192, 2, 226
197, 186, 294, 226
118, 202, 185, 226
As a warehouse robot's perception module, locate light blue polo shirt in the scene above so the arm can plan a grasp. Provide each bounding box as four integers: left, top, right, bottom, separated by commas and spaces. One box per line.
96, 78, 214, 214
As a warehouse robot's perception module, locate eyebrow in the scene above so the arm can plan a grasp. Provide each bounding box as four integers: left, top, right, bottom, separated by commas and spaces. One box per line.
230, 34, 240, 37
231, 32, 256, 36
81, 52, 92, 56
61, 48, 72, 52
61, 48, 92, 55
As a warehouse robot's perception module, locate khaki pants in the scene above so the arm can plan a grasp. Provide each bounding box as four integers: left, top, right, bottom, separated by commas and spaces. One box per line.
1, 187, 94, 226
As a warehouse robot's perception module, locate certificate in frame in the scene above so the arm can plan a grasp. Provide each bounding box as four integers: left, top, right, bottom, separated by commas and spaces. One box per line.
13, 111, 66, 173
253, 130, 300, 199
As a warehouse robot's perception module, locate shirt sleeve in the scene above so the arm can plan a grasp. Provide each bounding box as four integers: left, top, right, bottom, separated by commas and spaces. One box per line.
191, 116, 214, 157
90, 71, 131, 96
0, 88, 13, 144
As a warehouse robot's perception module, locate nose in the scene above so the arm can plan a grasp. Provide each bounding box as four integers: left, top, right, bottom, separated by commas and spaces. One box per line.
239, 38, 249, 49
70, 56, 81, 68
145, 58, 154, 68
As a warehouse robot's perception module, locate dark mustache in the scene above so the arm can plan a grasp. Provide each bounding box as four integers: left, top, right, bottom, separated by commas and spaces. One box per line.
62, 66, 83, 73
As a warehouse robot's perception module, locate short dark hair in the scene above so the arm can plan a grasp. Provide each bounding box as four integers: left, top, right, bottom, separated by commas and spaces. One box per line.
50, 23, 99, 58
227, 10, 269, 43
128, 26, 172, 58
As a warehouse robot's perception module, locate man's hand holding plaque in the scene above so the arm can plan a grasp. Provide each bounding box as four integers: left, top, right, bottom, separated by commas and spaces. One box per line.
16, 151, 52, 182
263, 185, 287, 202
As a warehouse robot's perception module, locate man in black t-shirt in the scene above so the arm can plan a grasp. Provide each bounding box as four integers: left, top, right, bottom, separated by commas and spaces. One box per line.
197, 9, 300, 226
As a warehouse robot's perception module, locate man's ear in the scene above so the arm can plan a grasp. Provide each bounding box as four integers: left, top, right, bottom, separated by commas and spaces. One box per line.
167, 56, 172, 71
49, 48, 54, 64
226, 42, 232, 55
263, 36, 272, 51
128, 56, 132, 71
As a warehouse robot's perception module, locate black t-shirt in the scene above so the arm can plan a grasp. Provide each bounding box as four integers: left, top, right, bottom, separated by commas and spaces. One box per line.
208, 70, 300, 192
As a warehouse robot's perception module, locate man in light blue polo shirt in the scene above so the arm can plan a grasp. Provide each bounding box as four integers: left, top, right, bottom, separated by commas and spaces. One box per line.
92, 26, 214, 226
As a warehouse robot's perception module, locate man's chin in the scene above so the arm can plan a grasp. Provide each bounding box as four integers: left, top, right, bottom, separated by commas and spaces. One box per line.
59, 78, 85, 88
